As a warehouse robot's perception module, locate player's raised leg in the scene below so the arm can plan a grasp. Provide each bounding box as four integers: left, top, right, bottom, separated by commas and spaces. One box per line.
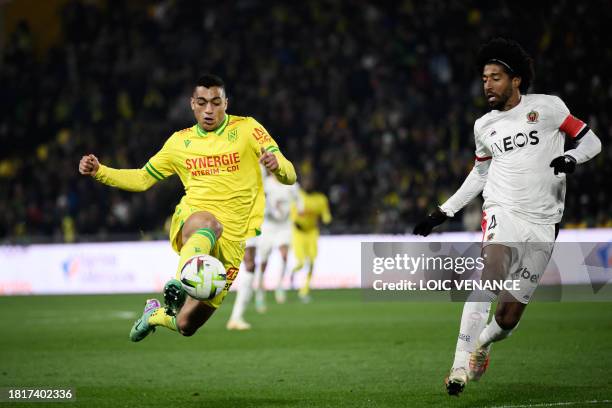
168, 211, 222, 314
130, 211, 223, 341
227, 243, 256, 330
470, 241, 551, 381
173, 211, 225, 335
469, 297, 524, 381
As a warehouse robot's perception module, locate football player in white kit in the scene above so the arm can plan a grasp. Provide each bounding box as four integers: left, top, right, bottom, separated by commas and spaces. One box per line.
226, 169, 298, 330
413, 38, 602, 396
226, 235, 259, 330
255, 169, 299, 308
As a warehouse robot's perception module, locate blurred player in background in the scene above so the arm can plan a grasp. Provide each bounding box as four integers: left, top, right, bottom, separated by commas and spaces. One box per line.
257, 169, 300, 307
226, 168, 299, 330
79, 74, 296, 341
226, 236, 259, 330
290, 174, 332, 302
413, 38, 601, 396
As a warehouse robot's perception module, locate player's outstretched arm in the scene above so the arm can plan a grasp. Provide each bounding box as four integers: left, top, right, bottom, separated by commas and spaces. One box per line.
78, 153, 160, 192
413, 160, 489, 236
550, 130, 602, 175
249, 117, 296, 185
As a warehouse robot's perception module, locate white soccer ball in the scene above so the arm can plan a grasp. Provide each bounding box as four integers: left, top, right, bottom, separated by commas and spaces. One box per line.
180, 255, 227, 300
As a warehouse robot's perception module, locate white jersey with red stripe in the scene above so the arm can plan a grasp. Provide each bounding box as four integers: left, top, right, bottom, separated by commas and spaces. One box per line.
474, 93, 587, 224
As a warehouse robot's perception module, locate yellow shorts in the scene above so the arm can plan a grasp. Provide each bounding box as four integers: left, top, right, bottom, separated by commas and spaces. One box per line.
292, 227, 319, 263
169, 200, 245, 309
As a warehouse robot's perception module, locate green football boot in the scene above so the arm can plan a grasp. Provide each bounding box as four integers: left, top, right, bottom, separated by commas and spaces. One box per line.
163, 279, 186, 316
129, 299, 161, 342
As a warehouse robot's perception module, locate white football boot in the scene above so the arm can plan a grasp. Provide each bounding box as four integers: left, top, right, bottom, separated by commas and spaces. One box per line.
226, 318, 252, 331
445, 367, 468, 396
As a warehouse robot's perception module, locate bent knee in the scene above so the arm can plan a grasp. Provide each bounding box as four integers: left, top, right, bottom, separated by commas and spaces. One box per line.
210, 218, 223, 238
179, 328, 196, 337
495, 312, 520, 330
182, 212, 224, 243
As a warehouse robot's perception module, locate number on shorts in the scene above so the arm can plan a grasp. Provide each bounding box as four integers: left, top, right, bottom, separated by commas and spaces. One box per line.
488, 214, 497, 230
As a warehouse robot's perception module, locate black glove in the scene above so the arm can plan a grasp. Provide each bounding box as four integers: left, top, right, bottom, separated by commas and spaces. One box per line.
413, 208, 448, 236
550, 155, 576, 175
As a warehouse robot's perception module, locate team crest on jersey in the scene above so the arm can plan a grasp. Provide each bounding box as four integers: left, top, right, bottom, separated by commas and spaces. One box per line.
227, 128, 238, 143
184, 139, 191, 148
526, 110, 539, 124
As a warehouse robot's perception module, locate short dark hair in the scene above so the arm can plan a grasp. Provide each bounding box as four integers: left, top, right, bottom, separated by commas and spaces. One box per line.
196, 74, 225, 91
477, 38, 534, 93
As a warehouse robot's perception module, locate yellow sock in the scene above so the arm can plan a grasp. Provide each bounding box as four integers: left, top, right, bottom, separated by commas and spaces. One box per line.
300, 265, 313, 296
148, 308, 177, 331
176, 227, 217, 277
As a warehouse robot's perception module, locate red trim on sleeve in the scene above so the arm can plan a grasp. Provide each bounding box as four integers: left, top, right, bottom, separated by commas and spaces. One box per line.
475, 155, 492, 162
481, 211, 488, 244
559, 114, 586, 138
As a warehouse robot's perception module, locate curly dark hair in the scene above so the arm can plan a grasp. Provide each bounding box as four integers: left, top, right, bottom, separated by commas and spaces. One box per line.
477, 38, 535, 93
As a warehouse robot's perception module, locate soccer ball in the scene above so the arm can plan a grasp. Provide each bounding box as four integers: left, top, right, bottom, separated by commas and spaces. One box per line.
179, 255, 227, 300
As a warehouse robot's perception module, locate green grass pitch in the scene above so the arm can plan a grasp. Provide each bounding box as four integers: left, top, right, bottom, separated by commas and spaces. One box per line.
1, 289, 611, 407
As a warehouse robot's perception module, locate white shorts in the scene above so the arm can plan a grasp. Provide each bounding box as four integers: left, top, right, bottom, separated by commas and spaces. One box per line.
245, 235, 259, 249
481, 205, 555, 304
258, 220, 291, 260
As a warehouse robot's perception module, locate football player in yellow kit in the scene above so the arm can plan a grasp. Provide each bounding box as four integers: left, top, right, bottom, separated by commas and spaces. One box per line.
290, 174, 331, 302
78, 74, 296, 341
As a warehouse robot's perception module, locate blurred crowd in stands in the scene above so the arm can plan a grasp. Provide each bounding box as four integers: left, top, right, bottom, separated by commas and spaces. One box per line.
1, 0, 610, 243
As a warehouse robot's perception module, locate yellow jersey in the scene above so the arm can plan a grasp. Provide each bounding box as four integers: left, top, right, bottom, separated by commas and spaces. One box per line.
291, 190, 332, 232
94, 115, 296, 241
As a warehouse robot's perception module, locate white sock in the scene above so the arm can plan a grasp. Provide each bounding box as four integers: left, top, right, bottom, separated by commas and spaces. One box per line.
277, 260, 288, 290
253, 265, 265, 305
451, 290, 496, 370
479, 317, 515, 348
253, 263, 263, 290
452, 350, 471, 372
255, 288, 265, 304
229, 270, 255, 322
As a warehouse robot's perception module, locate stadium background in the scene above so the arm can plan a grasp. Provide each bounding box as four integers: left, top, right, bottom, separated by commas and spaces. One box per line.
1, 2, 612, 408
1, 0, 610, 244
